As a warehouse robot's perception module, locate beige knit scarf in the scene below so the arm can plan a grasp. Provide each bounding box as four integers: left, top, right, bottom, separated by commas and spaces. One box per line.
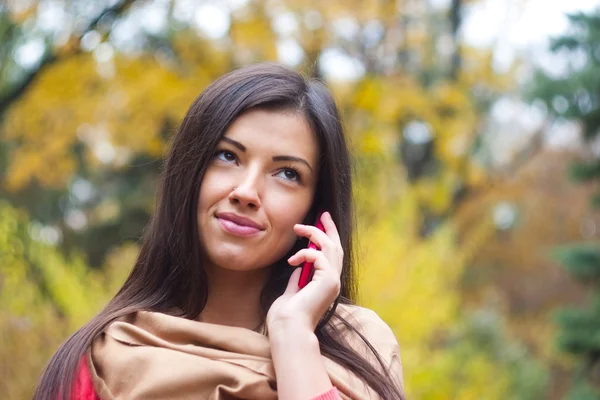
87, 304, 403, 400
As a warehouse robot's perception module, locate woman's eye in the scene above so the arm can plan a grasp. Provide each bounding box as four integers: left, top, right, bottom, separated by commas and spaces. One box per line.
277, 168, 300, 182
215, 150, 236, 163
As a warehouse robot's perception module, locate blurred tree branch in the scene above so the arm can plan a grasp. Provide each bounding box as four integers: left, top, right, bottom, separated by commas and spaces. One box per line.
449, 0, 462, 80
0, 0, 136, 116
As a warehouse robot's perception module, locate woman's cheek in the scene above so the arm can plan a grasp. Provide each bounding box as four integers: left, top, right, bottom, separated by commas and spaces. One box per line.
205, 169, 235, 196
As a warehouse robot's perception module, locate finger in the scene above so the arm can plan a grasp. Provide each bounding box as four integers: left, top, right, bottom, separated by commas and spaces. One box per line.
293, 223, 331, 250
288, 248, 332, 273
320, 212, 342, 251
283, 266, 302, 295
320, 212, 344, 274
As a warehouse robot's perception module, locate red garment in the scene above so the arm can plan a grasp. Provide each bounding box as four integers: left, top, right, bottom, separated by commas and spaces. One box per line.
309, 387, 341, 400
72, 360, 340, 400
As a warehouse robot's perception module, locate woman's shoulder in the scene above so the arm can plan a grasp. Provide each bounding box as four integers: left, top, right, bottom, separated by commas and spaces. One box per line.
334, 303, 399, 353
333, 303, 404, 390
335, 303, 396, 335
335, 303, 391, 324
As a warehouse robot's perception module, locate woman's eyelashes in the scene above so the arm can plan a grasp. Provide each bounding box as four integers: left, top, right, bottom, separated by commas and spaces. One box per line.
215, 149, 237, 163
276, 166, 302, 183
213, 149, 303, 183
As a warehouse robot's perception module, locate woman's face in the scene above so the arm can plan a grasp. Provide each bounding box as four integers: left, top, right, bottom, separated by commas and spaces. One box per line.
197, 108, 319, 273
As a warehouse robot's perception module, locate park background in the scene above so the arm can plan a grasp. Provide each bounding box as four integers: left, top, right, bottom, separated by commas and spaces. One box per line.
1, 0, 600, 398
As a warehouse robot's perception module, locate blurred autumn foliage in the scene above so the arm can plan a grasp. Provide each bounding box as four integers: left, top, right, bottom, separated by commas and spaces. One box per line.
0, 0, 595, 399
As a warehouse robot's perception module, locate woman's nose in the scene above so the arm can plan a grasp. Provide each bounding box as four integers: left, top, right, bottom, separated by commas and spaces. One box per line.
228, 173, 262, 209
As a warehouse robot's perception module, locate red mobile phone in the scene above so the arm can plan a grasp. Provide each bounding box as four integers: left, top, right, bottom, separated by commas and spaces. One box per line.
298, 210, 326, 289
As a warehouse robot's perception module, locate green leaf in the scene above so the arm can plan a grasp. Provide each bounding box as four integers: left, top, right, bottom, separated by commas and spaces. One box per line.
590, 190, 600, 208
553, 244, 600, 281
569, 161, 600, 182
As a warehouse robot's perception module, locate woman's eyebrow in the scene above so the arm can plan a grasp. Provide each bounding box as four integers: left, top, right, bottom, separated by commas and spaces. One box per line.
222, 137, 313, 172
221, 137, 246, 151
272, 155, 313, 172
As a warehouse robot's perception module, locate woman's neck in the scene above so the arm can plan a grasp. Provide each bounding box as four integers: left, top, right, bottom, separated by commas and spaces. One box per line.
198, 264, 272, 331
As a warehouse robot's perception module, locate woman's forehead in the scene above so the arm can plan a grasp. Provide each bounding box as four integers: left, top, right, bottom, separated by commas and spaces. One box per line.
223, 109, 319, 163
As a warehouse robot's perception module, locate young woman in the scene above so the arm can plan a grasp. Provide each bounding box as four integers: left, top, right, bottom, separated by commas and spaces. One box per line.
34, 63, 405, 400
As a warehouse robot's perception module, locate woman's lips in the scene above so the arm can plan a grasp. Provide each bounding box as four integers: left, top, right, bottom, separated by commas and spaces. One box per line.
217, 217, 262, 237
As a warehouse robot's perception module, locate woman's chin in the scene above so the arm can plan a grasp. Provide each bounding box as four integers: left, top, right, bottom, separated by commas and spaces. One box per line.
208, 250, 268, 273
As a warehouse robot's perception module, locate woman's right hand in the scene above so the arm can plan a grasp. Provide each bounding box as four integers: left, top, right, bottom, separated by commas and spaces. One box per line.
266, 211, 343, 334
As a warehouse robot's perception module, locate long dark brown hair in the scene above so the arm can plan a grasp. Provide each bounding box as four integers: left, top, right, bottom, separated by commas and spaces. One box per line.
33, 63, 405, 400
